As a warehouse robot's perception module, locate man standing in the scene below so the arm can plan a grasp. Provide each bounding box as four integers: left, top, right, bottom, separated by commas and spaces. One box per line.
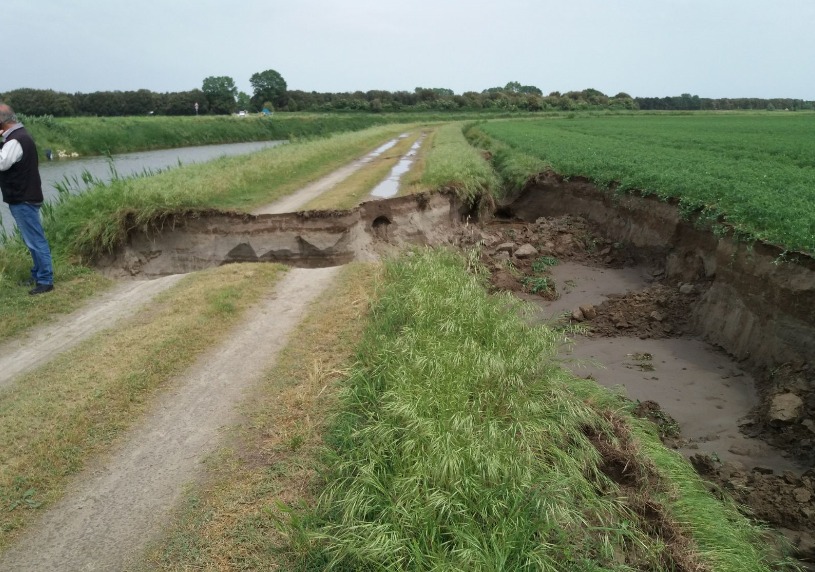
0, 103, 54, 295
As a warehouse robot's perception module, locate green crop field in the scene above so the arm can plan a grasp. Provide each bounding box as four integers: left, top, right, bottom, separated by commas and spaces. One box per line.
474, 113, 815, 255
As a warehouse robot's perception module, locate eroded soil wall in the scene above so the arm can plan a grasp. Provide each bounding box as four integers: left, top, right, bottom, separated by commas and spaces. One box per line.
505, 172, 815, 374
98, 192, 464, 278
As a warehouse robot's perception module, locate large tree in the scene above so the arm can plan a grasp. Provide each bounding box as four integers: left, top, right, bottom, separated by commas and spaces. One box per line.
249, 69, 287, 110
202, 76, 238, 115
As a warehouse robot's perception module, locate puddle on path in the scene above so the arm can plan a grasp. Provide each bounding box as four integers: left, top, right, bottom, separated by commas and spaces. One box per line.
253, 134, 409, 215
370, 135, 425, 199
363, 135, 404, 163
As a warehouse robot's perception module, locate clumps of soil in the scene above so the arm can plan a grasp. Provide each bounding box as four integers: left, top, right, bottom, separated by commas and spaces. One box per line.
455, 214, 705, 340
582, 283, 702, 339
632, 399, 683, 448
691, 453, 815, 566
633, 400, 814, 568
741, 362, 815, 466
455, 215, 630, 298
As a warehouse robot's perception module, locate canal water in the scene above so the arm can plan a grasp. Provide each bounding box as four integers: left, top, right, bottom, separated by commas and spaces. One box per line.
0, 140, 285, 231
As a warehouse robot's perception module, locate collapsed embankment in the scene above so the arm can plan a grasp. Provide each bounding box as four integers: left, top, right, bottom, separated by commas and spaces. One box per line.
99, 180, 814, 465
502, 171, 815, 464
92, 178, 815, 566
97, 191, 466, 277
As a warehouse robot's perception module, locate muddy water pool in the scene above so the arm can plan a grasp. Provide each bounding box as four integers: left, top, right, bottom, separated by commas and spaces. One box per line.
531, 262, 805, 474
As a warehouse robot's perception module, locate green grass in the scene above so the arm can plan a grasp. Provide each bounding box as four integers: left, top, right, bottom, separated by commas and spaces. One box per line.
471, 114, 815, 255
419, 122, 499, 204
23, 114, 397, 157
278, 248, 789, 571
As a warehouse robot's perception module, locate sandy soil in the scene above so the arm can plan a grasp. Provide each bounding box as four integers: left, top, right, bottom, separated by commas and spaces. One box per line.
0, 266, 340, 571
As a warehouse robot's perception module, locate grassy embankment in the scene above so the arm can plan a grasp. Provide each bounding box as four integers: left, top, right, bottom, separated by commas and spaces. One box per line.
141, 249, 793, 571
0, 117, 797, 569
0, 123, 416, 342
469, 114, 815, 255
2, 120, 450, 550
21, 111, 550, 159
0, 120, 493, 557
21, 113, 397, 157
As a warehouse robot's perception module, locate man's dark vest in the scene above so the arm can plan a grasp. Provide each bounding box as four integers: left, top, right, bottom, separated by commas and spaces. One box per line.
0, 126, 43, 205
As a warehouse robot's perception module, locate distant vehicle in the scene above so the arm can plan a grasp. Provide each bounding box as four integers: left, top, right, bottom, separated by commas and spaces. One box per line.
237, 110, 247, 117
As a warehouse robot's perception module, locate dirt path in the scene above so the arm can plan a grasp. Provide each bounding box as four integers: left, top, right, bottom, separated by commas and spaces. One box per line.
0, 145, 370, 569
0, 274, 184, 389
253, 135, 405, 215
0, 266, 340, 572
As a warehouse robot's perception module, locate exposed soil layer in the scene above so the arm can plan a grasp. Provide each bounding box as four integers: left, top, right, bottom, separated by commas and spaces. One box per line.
454, 196, 815, 567
96, 180, 815, 566
98, 191, 464, 278
498, 174, 815, 467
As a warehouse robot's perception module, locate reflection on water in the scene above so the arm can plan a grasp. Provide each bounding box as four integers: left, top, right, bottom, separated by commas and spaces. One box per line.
370, 135, 425, 199
1, 140, 285, 231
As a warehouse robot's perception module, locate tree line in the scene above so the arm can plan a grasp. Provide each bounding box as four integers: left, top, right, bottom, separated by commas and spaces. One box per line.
1, 70, 811, 116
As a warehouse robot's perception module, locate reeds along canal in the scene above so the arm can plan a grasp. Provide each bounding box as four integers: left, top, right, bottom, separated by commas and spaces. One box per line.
0, 140, 285, 231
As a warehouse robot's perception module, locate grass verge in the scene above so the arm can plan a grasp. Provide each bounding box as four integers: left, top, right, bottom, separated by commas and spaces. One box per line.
0, 262, 286, 551
418, 122, 500, 206
137, 262, 380, 570
273, 248, 794, 571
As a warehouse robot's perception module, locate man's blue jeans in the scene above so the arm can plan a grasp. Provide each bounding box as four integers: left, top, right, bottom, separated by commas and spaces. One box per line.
9, 202, 53, 286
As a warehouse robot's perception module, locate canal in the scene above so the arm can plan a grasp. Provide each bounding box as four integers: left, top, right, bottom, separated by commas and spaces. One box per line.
0, 140, 285, 231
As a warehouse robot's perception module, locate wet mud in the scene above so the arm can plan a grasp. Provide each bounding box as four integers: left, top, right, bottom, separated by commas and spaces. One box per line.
455, 182, 815, 566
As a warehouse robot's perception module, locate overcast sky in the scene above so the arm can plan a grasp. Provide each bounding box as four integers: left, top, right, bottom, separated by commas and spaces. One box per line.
5, 0, 814, 99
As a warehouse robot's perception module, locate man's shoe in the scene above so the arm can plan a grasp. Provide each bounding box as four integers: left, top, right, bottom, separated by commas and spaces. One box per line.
29, 283, 54, 295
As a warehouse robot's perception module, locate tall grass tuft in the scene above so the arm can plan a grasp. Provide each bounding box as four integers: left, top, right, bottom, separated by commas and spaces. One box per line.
419, 123, 499, 205
282, 248, 792, 571
269, 252, 650, 569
